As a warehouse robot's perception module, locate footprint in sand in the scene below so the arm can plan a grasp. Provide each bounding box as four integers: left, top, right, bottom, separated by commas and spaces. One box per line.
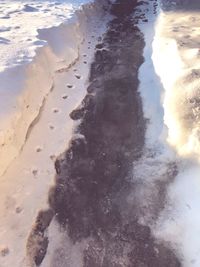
0, 247, 9, 257
36, 146, 42, 153
67, 84, 73, 89
15, 206, 23, 214
32, 169, 38, 177
49, 125, 55, 130
53, 108, 60, 114
50, 155, 56, 161
83, 54, 87, 57
83, 61, 87, 64
88, 47, 91, 49
62, 95, 68, 100
73, 68, 77, 72
88, 41, 91, 44
75, 74, 81, 79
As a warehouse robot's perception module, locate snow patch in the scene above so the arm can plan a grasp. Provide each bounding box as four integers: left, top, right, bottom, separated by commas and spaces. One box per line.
151, 4, 200, 267
0, 1, 110, 266
0, 1, 87, 177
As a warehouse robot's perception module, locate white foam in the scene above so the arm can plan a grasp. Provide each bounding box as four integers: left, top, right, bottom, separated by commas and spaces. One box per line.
136, 0, 200, 265
150, 4, 200, 267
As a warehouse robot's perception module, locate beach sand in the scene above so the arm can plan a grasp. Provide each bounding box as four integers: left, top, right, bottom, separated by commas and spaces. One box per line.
0, 1, 110, 266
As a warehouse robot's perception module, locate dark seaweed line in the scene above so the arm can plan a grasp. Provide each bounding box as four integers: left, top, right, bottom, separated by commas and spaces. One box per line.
26, 1, 181, 266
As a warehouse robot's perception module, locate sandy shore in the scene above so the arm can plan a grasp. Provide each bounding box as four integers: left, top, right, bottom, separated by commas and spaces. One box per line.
0, 1, 110, 266
27, 0, 181, 266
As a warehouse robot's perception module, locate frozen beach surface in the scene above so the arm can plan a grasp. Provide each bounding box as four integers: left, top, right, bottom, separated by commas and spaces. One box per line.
0, 0, 95, 72
0, 0, 109, 266
0, 0, 93, 176
0, 0, 97, 71
0, 0, 78, 72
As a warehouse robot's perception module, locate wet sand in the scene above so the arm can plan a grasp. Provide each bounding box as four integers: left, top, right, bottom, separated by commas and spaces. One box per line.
27, 0, 181, 266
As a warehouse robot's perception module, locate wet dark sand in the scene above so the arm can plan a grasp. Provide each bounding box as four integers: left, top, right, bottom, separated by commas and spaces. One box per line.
27, 0, 181, 266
